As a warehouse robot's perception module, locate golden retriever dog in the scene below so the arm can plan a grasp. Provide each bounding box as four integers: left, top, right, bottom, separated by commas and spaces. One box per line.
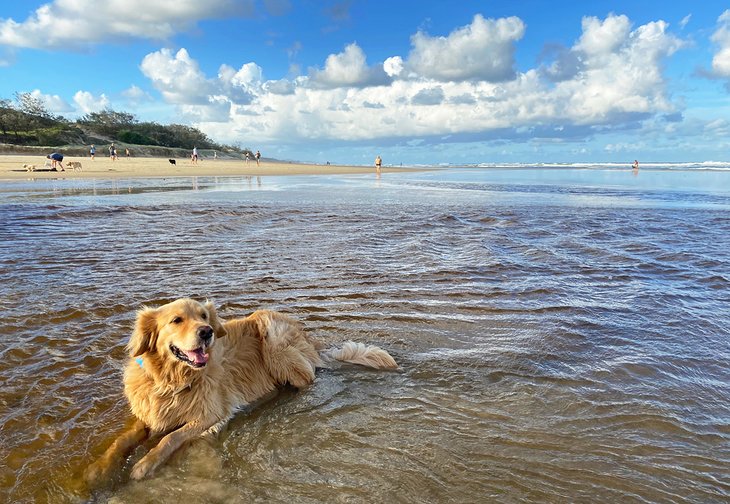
23, 163, 36, 172
67, 161, 83, 171
85, 298, 397, 483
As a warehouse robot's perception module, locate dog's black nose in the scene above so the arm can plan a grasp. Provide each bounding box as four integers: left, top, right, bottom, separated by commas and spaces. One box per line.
197, 325, 213, 342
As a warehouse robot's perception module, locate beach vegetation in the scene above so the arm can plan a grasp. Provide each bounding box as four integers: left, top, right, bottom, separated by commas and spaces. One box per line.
117, 129, 155, 146
78, 110, 136, 136
14, 91, 55, 121
0, 94, 247, 157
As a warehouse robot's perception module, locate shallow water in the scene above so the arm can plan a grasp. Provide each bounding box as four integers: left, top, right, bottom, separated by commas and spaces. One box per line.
1, 168, 729, 503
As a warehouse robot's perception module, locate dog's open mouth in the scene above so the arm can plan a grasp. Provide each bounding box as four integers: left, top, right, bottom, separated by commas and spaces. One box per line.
170, 344, 209, 368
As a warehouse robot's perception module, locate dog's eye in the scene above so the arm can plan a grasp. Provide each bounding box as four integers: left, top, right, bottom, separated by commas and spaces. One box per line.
201, 313, 207, 320
171, 316, 183, 324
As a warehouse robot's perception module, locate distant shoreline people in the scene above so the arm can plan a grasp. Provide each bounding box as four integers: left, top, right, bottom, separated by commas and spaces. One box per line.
632, 159, 639, 170
245, 152, 250, 164
374, 155, 382, 175
255, 150, 261, 166
192, 146, 198, 164
89, 144, 95, 160
47, 152, 65, 171
109, 143, 117, 161
125, 148, 130, 158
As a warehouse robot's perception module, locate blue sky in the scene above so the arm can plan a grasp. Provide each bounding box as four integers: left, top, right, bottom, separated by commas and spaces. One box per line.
1, 1, 730, 165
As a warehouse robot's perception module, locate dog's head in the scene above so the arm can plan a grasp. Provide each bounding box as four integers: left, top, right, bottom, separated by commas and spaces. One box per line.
128, 298, 227, 369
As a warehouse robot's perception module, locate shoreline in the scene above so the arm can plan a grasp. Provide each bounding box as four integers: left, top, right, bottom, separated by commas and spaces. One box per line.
0, 154, 420, 181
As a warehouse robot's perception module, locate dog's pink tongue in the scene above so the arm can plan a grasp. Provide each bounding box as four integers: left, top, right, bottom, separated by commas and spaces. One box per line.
184, 348, 209, 365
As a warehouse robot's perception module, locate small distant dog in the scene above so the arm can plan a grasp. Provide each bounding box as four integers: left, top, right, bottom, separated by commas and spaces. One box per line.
67, 161, 83, 171
23, 163, 36, 172
168, 159, 176, 165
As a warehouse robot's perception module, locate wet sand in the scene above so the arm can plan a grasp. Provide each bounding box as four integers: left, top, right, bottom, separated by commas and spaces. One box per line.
0, 154, 411, 180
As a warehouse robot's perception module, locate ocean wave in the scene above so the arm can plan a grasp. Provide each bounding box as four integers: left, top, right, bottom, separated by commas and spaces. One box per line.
458, 161, 730, 171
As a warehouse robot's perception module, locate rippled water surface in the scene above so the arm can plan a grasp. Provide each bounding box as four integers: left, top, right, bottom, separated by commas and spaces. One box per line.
1, 168, 729, 503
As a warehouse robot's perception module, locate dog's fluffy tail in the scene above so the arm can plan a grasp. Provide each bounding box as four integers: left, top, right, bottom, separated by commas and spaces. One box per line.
321, 341, 398, 369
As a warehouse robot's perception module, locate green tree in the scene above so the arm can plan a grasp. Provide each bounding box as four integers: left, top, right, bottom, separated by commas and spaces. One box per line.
14, 91, 52, 120
118, 129, 155, 145
0, 98, 14, 138
79, 109, 137, 136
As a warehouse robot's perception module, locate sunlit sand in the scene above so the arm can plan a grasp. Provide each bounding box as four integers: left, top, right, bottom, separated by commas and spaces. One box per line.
0, 154, 413, 180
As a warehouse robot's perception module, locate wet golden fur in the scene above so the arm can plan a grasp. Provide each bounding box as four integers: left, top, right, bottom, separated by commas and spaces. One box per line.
85, 298, 397, 483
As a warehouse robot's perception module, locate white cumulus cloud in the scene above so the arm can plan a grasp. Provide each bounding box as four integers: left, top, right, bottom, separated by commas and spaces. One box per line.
555, 15, 684, 123
383, 56, 404, 77
140, 48, 213, 105
73, 91, 110, 114
309, 43, 388, 88
138, 13, 687, 152
0, 0, 254, 50
231, 62, 264, 86
141, 48, 270, 120
405, 14, 525, 82
218, 62, 262, 104
575, 14, 631, 59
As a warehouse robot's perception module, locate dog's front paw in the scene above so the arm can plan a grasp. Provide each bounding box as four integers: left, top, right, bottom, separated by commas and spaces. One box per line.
129, 457, 156, 480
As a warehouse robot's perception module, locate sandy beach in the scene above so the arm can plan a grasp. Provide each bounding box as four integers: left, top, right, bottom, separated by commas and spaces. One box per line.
0, 154, 412, 180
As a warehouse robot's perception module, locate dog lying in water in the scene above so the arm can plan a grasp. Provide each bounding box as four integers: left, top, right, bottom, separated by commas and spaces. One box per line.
85, 298, 397, 482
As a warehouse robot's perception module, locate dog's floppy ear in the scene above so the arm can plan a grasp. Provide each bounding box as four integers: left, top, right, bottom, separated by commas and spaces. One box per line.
204, 300, 227, 339
127, 306, 159, 357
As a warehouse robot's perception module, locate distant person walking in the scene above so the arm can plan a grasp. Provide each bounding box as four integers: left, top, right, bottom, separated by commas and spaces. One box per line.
109, 143, 117, 161
192, 146, 198, 164
245, 152, 250, 164
375, 155, 382, 175
89, 144, 95, 160
255, 150, 261, 166
632, 159, 639, 170
47, 152, 65, 171
125, 148, 130, 158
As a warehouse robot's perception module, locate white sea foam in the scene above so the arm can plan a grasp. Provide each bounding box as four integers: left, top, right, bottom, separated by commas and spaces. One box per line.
460, 161, 730, 171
